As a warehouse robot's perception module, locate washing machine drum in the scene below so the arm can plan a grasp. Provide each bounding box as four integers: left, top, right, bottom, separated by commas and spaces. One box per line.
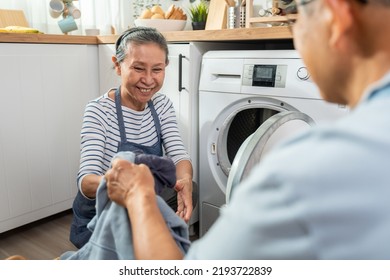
208, 97, 315, 196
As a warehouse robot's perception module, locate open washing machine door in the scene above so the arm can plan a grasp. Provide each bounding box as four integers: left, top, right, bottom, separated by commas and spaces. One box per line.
226, 111, 315, 204
207, 96, 298, 196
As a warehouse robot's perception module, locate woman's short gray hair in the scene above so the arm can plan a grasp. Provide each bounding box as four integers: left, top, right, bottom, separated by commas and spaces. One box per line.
115, 26, 169, 65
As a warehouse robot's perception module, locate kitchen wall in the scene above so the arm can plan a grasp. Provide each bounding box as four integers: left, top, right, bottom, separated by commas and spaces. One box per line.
128, 0, 201, 31
0, 0, 270, 35
127, 0, 271, 31
0, 0, 129, 35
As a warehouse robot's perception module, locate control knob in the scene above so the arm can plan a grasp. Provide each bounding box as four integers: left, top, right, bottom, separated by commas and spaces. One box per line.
297, 67, 310, 81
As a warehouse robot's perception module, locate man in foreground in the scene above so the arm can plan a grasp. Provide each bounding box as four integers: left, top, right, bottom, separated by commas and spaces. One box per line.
105, 0, 390, 259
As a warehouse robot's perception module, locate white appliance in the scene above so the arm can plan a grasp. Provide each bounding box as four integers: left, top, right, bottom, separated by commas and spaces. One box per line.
199, 50, 348, 236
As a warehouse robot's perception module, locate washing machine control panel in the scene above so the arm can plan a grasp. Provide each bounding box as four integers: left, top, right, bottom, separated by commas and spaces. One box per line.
242, 64, 287, 88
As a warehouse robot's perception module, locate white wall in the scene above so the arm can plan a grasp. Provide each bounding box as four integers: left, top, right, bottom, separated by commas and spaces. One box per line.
127, 0, 202, 31
0, 0, 272, 34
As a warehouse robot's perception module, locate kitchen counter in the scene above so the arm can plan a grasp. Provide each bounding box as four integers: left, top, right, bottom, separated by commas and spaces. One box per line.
0, 32, 98, 44
98, 26, 292, 44
0, 26, 292, 44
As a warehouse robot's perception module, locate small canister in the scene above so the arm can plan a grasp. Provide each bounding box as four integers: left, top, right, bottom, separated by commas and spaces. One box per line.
227, 6, 236, 29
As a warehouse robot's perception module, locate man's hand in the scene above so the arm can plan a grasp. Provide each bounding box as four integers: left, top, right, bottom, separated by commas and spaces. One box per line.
105, 158, 183, 260
105, 158, 155, 208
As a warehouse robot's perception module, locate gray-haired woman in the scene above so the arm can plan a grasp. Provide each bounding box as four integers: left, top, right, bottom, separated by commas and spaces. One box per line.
70, 27, 194, 249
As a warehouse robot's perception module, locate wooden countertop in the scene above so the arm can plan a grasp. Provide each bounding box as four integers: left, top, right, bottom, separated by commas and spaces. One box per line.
98, 26, 292, 44
0, 26, 292, 45
0, 32, 98, 44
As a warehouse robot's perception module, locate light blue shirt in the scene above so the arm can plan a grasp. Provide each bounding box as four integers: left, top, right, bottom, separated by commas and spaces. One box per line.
186, 71, 390, 259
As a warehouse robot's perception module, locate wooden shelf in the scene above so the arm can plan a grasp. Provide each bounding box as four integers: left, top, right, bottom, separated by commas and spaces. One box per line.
245, 0, 297, 27
247, 14, 297, 24
98, 27, 292, 44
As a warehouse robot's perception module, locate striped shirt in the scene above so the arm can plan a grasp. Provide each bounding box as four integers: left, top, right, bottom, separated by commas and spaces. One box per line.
77, 90, 190, 191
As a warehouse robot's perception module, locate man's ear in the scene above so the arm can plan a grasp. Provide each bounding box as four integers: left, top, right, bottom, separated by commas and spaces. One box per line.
112, 56, 121, 76
324, 0, 354, 49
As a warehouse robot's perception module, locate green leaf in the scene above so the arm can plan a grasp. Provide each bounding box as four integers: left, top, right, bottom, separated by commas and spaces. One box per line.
188, 0, 209, 22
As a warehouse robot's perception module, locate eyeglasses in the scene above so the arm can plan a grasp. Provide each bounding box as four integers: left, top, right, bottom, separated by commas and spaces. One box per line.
284, 0, 368, 33
283, 0, 314, 33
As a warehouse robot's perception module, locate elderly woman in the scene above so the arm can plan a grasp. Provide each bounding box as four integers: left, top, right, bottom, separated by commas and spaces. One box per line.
70, 27, 193, 249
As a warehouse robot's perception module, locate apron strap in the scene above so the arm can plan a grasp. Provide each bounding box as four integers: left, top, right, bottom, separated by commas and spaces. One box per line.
115, 87, 127, 144
147, 100, 162, 140
115, 87, 162, 144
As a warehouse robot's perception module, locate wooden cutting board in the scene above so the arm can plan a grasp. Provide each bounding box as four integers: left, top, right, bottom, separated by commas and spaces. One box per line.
205, 0, 227, 30
0, 9, 29, 28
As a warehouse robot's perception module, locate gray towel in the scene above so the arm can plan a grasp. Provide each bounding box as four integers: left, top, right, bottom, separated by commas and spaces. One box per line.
135, 153, 176, 194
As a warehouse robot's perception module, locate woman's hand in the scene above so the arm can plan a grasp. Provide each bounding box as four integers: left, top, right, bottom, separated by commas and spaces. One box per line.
175, 177, 193, 223
174, 160, 194, 223
105, 158, 155, 208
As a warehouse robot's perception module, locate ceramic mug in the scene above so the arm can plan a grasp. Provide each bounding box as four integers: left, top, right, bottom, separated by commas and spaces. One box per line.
58, 16, 78, 33
66, 3, 81, 19
49, 0, 65, 18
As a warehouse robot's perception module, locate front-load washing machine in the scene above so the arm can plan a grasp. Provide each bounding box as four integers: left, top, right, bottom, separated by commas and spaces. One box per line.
198, 50, 349, 236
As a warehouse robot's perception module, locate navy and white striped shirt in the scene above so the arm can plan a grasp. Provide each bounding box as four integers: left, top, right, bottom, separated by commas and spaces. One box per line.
77, 90, 190, 190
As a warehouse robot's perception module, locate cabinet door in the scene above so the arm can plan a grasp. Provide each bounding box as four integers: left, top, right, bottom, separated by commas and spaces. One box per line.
98, 44, 120, 93
0, 44, 99, 232
160, 43, 191, 151
162, 43, 206, 185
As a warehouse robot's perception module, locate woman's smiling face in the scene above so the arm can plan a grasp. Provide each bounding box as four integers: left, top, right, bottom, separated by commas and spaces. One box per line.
116, 42, 167, 110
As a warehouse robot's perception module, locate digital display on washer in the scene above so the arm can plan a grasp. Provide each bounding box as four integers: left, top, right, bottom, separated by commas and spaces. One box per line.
252, 65, 277, 87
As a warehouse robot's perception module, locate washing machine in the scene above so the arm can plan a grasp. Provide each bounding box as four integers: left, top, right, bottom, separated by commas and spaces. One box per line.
198, 50, 349, 236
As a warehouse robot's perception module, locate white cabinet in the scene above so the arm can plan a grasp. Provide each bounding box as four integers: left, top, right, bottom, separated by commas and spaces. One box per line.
98, 44, 120, 94
160, 43, 199, 183
0, 43, 99, 233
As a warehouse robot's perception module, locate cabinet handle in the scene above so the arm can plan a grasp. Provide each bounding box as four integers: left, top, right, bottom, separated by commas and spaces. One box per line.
178, 54, 186, 92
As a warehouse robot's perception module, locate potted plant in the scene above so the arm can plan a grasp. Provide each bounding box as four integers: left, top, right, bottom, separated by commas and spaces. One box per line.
188, 0, 209, 30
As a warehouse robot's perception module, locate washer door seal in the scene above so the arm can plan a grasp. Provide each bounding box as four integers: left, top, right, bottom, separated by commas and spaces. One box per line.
225, 110, 315, 203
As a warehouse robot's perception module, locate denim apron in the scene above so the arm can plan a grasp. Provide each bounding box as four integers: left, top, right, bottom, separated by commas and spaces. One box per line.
70, 87, 163, 248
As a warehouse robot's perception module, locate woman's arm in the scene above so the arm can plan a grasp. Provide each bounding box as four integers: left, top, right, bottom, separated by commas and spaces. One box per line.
157, 94, 194, 221
77, 101, 108, 198
80, 174, 103, 198
106, 159, 184, 259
